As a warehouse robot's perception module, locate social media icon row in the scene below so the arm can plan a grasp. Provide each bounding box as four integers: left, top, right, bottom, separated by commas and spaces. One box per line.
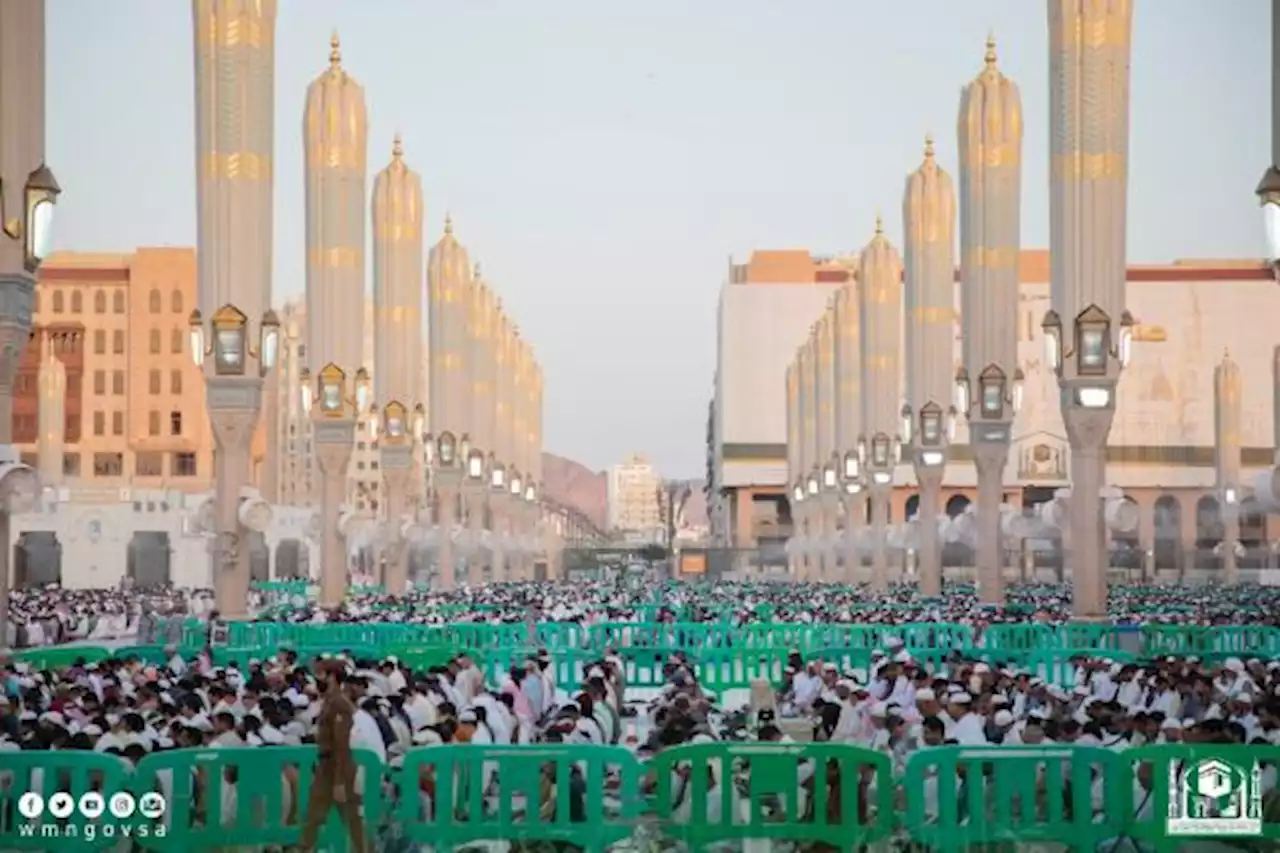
17, 791, 165, 820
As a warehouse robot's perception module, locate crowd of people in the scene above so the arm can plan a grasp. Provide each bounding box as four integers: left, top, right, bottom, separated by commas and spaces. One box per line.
1, 578, 1279, 849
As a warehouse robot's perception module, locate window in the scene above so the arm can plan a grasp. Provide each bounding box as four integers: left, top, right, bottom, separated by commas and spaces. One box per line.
94, 290, 106, 313
170, 410, 183, 436
93, 370, 105, 395
12, 415, 35, 442
112, 370, 124, 395
93, 411, 105, 436
112, 411, 124, 436
65, 414, 80, 442
172, 452, 198, 477
149, 329, 161, 354
93, 330, 105, 355
113, 290, 125, 313
136, 452, 164, 477
52, 291, 63, 313
171, 328, 183, 354
149, 288, 161, 313
170, 369, 183, 394
62, 453, 80, 477
113, 330, 125, 354
70, 290, 82, 313
148, 410, 160, 436
93, 452, 124, 477
171, 289, 183, 313
149, 369, 161, 395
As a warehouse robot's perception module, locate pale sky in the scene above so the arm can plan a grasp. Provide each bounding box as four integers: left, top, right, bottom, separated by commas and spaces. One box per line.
48, 1, 1270, 477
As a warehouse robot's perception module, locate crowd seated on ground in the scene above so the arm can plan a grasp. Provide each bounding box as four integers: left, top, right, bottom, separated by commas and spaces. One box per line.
2, 579, 1280, 848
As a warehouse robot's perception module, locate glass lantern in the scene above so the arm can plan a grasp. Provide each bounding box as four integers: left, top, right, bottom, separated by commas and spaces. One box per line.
318, 364, 345, 414
211, 304, 248, 376
437, 431, 457, 466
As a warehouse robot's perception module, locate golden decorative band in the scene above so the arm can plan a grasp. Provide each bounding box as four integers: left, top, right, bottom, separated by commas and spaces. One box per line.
1053, 151, 1126, 181
308, 247, 360, 269
963, 142, 1020, 168
865, 355, 896, 371
1054, 14, 1131, 49
911, 306, 956, 324
203, 151, 271, 182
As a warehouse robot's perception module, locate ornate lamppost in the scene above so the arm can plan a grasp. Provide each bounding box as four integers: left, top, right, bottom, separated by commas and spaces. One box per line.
367, 400, 430, 594
299, 363, 370, 606
189, 305, 279, 617
840, 450, 864, 582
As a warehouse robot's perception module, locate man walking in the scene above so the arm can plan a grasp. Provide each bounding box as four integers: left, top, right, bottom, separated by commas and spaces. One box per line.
300, 660, 367, 853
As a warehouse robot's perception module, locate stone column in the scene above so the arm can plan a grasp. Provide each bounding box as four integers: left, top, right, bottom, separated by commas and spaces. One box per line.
436, 474, 459, 589
207, 375, 262, 619
916, 467, 944, 597
869, 483, 890, 591
314, 419, 355, 606
467, 485, 486, 586
843, 492, 864, 583
381, 442, 413, 595
35, 333, 65, 488
489, 494, 506, 582
973, 442, 1009, 604
1215, 351, 1243, 585
1064, 409, 1111, 620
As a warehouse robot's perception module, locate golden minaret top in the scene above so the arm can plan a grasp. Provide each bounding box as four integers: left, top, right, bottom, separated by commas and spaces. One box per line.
392, 132, 404, 160
985, 32, 997, 69
444, 212, 453, 235
329, 31, 342, 70
924, 133, 935, 161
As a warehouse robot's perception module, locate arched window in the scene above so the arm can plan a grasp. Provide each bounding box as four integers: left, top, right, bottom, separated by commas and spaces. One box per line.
52, 291, 63, 313
149, 288, 161, 313
149, 329, 161, 354
171, 289, 183, 313
170, 328, 184, 354
94, 290, 106, 313
113, 291, 125, 313
70, 290, 82, 313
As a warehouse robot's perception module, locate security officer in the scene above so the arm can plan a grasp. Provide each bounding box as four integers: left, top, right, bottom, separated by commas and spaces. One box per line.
299, 659, 367, 853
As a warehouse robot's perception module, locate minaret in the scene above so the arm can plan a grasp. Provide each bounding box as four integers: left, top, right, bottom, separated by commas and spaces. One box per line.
371, 133, 424, 405
303, 32, 368, 376
1214, 351, 1242, 585
833, 280, 863, 582
193, 0, 277, 617
958, 34, 1023, 604
858, 215, 905, 592
35, 333, 64, 487
1048, 0, 1134, 619
904, 134, 958, 597
469, 265, 496, 458
493, 305, 513, 470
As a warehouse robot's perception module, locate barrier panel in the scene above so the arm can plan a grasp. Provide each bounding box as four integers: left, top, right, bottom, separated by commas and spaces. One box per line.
394, 743, 642, 852
13, 646, 113, 671
1, 743, 1276, 850
1140, 625, 1280, 661
901, 744, 1131, 852
648, 740, 896, 849
130, 745, 387, 852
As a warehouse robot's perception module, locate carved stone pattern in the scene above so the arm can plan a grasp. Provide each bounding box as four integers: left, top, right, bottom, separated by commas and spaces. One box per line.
315, 443, 353, 476
209, 409, 260, 451
1063, 406, 1115, 450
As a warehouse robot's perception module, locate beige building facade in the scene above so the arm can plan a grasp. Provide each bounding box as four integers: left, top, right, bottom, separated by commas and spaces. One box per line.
606, 454, 663, 536
20, 250, 215, 492
711, 251, 1280, 567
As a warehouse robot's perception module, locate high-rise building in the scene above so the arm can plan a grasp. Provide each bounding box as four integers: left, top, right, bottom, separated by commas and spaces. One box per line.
606, 454, 663, 537
19, 250, 215, 492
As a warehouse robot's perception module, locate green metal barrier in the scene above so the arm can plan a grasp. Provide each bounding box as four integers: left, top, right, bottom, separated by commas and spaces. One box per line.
12, 646, 113, 671
0, 750, 135, 850
648, 740, 895, 848
395, 743, 641, 851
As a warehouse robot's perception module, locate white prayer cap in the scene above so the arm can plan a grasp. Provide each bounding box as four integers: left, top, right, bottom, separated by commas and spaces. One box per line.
915, 688, 936, 702
950, 692, 973, 705
993, 710, 1014, 727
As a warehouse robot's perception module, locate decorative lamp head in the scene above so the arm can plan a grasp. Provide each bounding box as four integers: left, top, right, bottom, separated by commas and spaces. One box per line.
792, 482, 804, 504
871, 433, 891, 468
412, 403, 427, 438
1075, 306, 1111, 376
979, 365, 1007, 419
491, 463, 506, 490
259, 309, 281, 374
806, 473, 819, 496
382, 400, 407, 442
2, 163, 61, 272
459, 433, 471, 464
900, 403, 914, 444
1011, 368, 1026, 413
510, 470, 523, 496
919, 402, 943, 446
317, 363, 346, 416
842, 450, 860, 482
437, 431, 457, 466
298, 367, 314, 413
1041, 309, 1063, 372
211, 304, 248, 375
187, 309, 206, 368
1118, 310, 1135, 368
354, 367, 372, 412
822, 462, 837, 490
525, 483, 536, 503
466, 449, 485, 480
953, 366, 971, 414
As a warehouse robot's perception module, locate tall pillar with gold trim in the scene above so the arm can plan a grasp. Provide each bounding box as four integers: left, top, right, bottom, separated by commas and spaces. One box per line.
466, 269, 496, 585
797, 332, 818, 580
427, 217, 474, 589
902, 135, 958, 598
784, 362, 802, 577
956, 35, 1024, 605
491, 306, 513, 581
35, 332, 65, 489
815, 311, 839, 580
1044, 0, 1134, 619
833, 284, 864, 582
1214, 351, 1243, 585
372, 133, 424, 595
857, 217, 905, 592
194, 0, 278, 617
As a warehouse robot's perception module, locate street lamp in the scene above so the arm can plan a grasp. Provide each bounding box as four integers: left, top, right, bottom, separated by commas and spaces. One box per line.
366, 399, 429, 595
187, 304, 280, 618
1257, 166, 1280, 279
1, 163, 62, 273
299, 362, 370, 606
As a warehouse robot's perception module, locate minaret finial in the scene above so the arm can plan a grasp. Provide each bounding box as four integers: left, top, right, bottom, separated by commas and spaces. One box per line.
444, 212, 453, 235
329, 31, 342, 68
474, 261, 482, 278
924, 133, 935, 159
874, 212, 883, 235
392, 132, 403, 159
984, 31, 997, 68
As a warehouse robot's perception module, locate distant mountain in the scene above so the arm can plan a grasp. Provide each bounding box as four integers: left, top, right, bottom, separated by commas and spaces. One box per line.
541, 453, 607, 531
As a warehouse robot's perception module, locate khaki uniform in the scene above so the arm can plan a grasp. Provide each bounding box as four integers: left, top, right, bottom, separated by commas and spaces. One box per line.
299, 690, 367, 852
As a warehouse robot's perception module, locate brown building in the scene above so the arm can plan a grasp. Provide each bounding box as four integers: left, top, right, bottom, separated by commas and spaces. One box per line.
19, 249, 215, 493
